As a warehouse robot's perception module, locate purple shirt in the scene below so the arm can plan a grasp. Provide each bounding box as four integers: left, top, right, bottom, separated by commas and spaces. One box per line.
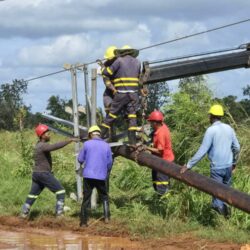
78, 138, 113, 180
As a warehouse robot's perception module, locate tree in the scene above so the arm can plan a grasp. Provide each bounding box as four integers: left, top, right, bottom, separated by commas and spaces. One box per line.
146, 81, 170, 115
0, 79, 28, 130
164, 76, 213, 164
243, 84, 250, 98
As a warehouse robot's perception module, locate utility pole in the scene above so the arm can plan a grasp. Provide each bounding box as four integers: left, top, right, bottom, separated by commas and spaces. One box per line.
90, 68, 98, 209
70, 66, 83, 200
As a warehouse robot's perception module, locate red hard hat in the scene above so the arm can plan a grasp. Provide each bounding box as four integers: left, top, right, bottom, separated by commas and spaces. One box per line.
147, 110, 164, 122
35, 124, 49, 137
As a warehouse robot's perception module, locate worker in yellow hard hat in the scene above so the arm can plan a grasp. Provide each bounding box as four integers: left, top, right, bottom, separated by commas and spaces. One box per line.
78, 125, 113, 227
99, 44, 141, 145
181, 104, 240, 218
100, 46, 119, 140
115, 45, 139, 58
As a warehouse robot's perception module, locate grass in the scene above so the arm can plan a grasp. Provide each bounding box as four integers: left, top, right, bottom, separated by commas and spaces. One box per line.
0, 129, 249, 243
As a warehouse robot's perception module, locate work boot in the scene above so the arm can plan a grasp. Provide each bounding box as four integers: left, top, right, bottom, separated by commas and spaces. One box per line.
55, 199, 64, 217
110, 124, 117, 142
80, 204, 88, 227
20, 203, 31, 219
128, 130, 137, 145
103, 200, 110, 223
101, 126, 110, 140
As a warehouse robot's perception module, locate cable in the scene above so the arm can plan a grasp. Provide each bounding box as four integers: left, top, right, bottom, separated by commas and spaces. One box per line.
24, 69, 68, 82
139, 18, 250, 51
19, 17, 250, 83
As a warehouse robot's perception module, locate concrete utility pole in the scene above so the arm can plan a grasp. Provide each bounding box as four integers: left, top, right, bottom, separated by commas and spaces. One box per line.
90, 68, 98, 209
114, 146, 250, 214
70, 67, 83, 200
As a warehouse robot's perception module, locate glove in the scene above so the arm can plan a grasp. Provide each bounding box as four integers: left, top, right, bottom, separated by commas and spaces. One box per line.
96, 59, 104, 67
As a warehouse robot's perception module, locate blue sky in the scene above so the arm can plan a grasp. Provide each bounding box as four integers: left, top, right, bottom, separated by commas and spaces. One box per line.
0, 0, 250, 112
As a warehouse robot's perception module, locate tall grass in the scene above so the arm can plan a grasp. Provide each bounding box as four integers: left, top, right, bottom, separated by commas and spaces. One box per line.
0, 130, 249, 243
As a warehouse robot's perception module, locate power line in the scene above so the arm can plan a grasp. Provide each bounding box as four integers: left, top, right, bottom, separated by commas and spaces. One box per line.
25, 69, 68, 82
139, 18, 250, 51
22, 17, 250, 83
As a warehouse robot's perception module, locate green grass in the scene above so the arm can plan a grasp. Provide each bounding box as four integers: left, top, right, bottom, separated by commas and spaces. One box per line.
0, 130, 249, 243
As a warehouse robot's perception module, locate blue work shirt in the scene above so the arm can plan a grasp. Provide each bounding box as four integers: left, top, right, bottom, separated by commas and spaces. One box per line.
78, 138, 113, 180
187, 121, 240, 170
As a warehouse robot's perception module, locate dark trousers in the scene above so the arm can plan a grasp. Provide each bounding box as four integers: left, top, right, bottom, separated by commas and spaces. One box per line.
210, 167, 232, 209
25, 172, 65, 206
152, 170, 170, 196
82, 178, 108, 207
80, 178, 109, 225
103, 92, 139, 130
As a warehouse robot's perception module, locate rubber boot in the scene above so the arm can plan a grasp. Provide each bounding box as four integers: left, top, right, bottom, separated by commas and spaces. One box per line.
128, 130, 137, 145
103, 200, 110, 223
20, 203, 31, 219
101, 126, 110, 140
55, 199, 64, 217
80, 204, 88, 227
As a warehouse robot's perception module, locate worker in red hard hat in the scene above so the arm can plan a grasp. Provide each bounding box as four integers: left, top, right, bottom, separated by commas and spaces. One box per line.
146, 110, 175, 197
20, 124, 79, 218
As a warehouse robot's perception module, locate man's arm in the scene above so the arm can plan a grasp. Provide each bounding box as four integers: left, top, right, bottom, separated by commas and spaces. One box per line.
42, 138, 78, 152
231, 129, 240, 169
181, 128, 213, 173
101, 58, 120, 77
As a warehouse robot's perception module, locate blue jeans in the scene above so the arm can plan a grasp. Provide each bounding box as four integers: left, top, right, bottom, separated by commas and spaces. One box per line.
210, 167, 232, 209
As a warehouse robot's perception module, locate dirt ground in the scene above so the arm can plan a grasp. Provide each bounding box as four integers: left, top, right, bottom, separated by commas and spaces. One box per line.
0, 216, 249, 250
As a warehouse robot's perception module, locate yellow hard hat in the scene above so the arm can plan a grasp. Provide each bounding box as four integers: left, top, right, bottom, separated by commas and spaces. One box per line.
88, 125, 101, 134
208, 104, 224, 116
104, 46, 117, 60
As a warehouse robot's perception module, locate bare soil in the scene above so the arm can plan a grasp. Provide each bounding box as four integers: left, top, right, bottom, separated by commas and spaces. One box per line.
0, 216, 247, 250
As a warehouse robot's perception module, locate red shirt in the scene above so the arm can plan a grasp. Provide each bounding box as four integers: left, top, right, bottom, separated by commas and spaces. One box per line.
153, 123, 175, 162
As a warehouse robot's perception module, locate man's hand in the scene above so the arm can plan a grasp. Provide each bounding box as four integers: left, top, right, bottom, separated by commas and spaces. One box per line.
70, 137, 81, 143
180, 165, 189, 174
96, 59, 104, 67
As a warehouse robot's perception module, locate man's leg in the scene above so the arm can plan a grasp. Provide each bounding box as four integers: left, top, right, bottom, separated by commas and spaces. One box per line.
101, 93, 128, 140
20, 172, 44, 218
222, 167, 233, 217
210, 169, 226, 215
38, 172, 66, 216
80, 178, 94, 226
96, 179, 110, 223
127, 93, 139, 145
152, 170, 170, 197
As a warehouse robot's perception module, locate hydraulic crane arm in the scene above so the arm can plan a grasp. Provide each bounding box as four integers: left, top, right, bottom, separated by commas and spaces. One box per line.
143, 43, 250, 84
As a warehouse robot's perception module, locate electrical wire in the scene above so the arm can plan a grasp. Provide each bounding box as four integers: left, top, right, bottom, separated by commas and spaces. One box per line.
20, 17, 250, 83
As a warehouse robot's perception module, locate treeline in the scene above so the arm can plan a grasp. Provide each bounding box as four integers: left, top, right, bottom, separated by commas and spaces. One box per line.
0, 77, 249, 133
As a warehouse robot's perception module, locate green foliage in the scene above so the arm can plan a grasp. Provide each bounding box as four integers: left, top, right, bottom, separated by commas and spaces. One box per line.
0, 79, 29, 130
12, 131, 34, 177
163, 76, 213, 164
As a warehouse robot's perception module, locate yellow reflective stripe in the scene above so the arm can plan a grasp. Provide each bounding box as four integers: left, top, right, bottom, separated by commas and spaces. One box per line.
105, 81, 111, 86
107, 67, 113, 75
28, 195, 38, 199
109, 113, 117, 119
113, 77, 139, 82
56, 190, 65, 195
128, 114, 137, 118
128, 126, 138, 131
101, 123, 111, 129
153, 181, 169, 185
114, 83, 139, 87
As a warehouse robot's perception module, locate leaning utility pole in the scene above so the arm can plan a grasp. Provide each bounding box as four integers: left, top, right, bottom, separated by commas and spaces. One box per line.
114, 146, 250, 214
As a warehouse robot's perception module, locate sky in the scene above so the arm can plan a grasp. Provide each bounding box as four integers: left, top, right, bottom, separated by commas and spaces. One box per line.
0, 0, 250, 113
